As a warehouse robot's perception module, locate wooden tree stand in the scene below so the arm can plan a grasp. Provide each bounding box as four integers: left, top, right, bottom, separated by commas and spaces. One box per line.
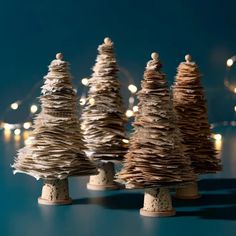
87, 162, 120, 190
38, 179, 72, 205
175, 181, 201, 199
140, 188, 176, 217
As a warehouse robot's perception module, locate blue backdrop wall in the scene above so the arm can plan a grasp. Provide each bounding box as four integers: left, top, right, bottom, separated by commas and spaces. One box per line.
0, 0, 236, 123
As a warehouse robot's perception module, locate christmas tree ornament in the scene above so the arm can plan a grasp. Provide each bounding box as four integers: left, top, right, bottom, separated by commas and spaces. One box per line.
117, 53, 195, 217
12, 53, 97, 205
172, 54, 222, 199
81, 37, 127, 190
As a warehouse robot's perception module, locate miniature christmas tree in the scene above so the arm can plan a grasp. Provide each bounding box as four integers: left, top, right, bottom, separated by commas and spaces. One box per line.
117, 53, 195, 217
81, 37, 127, 190
172, 54, 222, 199
12, 53, 97, 205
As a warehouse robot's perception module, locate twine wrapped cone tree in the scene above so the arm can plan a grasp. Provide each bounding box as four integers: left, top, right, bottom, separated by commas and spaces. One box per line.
12, 53, 97, 205
81, 37, 127, 190
117, 53, 196, 217
172, 55, 222, 199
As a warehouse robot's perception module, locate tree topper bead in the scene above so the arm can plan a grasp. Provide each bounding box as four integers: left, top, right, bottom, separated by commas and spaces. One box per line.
151, 52, 159, 61
56, 53, 63, 60
104, 37, 112, 45
185, 54, 192, 63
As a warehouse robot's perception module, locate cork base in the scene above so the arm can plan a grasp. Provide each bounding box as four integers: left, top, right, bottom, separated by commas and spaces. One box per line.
87, 161, 120, 191
140, 208, 176, 217
140, 188, 175, 218
175, 182, 201, 200
38, 197, 72, 205
38, 179, 72, 205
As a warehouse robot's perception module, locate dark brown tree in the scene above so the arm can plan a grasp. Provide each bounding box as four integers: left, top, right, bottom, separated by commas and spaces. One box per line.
172, 54, 222, 199
12, 53, 97, 205
117, 52, 195, 217
81, 37, 127, 190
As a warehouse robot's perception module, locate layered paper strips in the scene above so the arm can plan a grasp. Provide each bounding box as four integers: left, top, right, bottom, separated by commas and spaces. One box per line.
117, 53, 196, 189
172, 55, 222, 174
81, 38, 127, 161
12, 54, 97, 180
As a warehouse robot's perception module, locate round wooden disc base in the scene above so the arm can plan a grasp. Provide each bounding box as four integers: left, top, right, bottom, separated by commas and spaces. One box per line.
87, 183, 121, 191
38, 197, 72, 205
175, 194, 201, 200
140, 208, 176, 217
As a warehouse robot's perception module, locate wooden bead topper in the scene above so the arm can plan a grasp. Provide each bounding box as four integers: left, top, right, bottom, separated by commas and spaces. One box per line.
185, 54, 192, 63
56, 53, 63, 60
104, 37, 112, 45
151, 52, 159, 61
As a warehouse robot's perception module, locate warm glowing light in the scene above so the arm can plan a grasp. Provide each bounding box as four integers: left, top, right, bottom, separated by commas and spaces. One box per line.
128, 84, 138, 94
30, 105, 38, 113
213, 134, 222, 141
23, 122, 31, 130
81, 78, 89, 86
89, 98, 95, 105
234, 88, 236, 93
3, 129, 11, 142
24, 137, 33, 145
4, 123, 13, 130
80, 124, 86, 130
133, 106, 139, 112
14, 135, 21, 144
11, 102, 19, 110
129, 97, 135, 104
230, 121, 236, 126
23, 131, 30, 141
122, 139, 129, 144
14, 128, 21, 135
214, 139, 222, 151
226, 58, 234, 67
234, 105, 236, 112
125, 109, 134, 117
80, 97, 86, 106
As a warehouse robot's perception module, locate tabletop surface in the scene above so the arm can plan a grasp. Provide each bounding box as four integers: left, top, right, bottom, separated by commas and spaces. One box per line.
0, 127, 236, 236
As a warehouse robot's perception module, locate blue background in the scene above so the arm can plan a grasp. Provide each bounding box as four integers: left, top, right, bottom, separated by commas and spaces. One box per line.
0, 0, 236, 124
0, 1, 236, 236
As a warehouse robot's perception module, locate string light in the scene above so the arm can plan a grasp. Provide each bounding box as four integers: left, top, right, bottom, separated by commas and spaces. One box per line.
3, 123, 20, 130
126, 109, 134, 117
128, 84, 138, 94
133, 106, 139, 112
3, 123, 12, 131
226, 58, 234, 67
213, 134, 222, 141
30, 104, 38, 114
224, 55, 236, 93
14, 128, 21, 136
89, 98, 95, 105
24, 136, 33, 145
129, 97, 135, 104
80, 97, 86, 106
11, 102, 19, 110
122, 139, 129, 143
24, 138, 31, 145
234, 105, 236, 112
81, 78, 89, 86
23, 122, 31, 130
80, 124, 86, 130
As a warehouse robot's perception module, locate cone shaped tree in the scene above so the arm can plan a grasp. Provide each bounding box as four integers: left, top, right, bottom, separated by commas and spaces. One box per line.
81, 37, 127, 190
117, 53, 196, 217
12, 53, 97, 205
172, 55, 222, 199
